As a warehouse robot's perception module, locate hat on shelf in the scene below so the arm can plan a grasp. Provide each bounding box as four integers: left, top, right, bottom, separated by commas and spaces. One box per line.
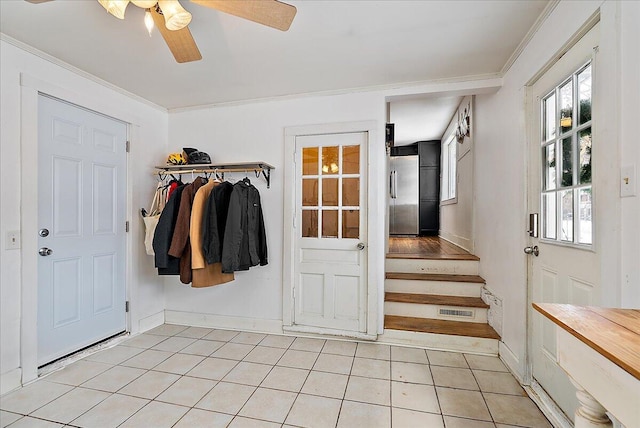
183, 147, 211, 164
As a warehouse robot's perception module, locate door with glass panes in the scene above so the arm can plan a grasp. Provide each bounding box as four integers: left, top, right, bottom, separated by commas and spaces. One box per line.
293, 132, 368, 333
527, 23, 599, 420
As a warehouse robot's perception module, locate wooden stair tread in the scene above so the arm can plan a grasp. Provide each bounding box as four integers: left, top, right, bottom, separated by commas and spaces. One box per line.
385, 293, 489, 308
385, 315, 501, 340
386, 273, 485, 283
386, 253, 480, 261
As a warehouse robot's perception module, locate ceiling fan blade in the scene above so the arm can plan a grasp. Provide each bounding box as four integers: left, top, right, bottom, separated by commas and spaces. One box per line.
190, 0, 296, 31
151, 8, 202, 63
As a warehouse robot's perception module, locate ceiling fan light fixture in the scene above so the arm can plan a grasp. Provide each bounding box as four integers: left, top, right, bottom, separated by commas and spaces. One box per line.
131, 0, 157, 7
98, 0, 130, 19
144, 9, 154, 36
157, 0, 192, 31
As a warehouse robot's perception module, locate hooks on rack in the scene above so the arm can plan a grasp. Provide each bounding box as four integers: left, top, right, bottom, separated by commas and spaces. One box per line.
152, 162, 275, 188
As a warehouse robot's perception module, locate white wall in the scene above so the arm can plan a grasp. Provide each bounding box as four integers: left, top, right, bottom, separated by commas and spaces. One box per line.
0, 39, 168, 393
474, 0, 640, 378
165, 93, 386, 327
619, 0, 640, 308
164, 79, 502, 331
440, 96, 474, 252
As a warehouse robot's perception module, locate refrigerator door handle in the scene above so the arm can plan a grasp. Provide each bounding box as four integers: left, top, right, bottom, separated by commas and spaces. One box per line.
391, 171, 397, 199
390, 171, 393, 197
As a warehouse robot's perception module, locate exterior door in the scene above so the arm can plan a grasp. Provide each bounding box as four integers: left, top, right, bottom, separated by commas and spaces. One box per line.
37, 95, 127, 366
293, 132, 368, 333
527, 24, 599, 419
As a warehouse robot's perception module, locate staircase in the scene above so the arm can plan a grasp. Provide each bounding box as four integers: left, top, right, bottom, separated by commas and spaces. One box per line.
380, 247, 500, 354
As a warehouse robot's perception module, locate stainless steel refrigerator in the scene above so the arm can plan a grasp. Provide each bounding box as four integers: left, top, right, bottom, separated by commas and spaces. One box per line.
389, 155, 419, 235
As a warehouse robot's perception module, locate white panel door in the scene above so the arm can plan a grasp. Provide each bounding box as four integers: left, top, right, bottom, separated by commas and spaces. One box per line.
527, 24, 600, 419
294, 133, 368, 333
38, 95, 127, 366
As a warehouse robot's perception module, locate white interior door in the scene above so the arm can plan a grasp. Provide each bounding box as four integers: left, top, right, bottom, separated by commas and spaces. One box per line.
37, 95, 127, 366
293, 132, 368, 333
527, 24, 600, 419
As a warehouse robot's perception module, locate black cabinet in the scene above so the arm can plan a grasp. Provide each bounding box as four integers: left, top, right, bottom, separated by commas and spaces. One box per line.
418, 141, 441, 235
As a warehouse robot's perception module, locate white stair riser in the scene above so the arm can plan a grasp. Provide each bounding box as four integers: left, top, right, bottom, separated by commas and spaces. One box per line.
386, 258, 479, 275
378, 329, 498, 355
385, 279, 482, 297
384, 301, 488, 323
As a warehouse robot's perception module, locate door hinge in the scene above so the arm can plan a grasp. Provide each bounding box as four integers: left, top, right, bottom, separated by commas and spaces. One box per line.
126, 141, 130, 153
125, 221, 130, 232
125, 301, 130, 313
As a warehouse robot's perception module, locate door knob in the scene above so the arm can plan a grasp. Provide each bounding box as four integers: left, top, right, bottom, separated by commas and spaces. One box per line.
39, 247, 53, 256
523, 246, 539, 257
357, 242, 366, 250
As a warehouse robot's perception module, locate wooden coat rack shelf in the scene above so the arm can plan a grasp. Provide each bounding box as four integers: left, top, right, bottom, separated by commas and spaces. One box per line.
154, 162, 275, 188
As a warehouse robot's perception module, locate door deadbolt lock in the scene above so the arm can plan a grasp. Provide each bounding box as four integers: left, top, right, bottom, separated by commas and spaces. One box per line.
357, 242, 366, 250
39, 228, 50, 237
39, 247, 53, 256
523, 246, 539, 257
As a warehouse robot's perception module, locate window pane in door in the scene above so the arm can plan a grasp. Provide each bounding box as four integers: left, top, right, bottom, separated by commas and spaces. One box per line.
342, 145, 360, 174
322, 178, 339, 206
578, 187, 592, 244
302, 210, 318, 238
560, 190, 573, 242
322, 146, 339, 174
578, 66, 592, 125
561, 137, 573, 187
544, 94, 556, 141
342, 210, 359, 239
560, 81, 573, 133
302, 179, 318, 206
543, 143, 556, 190
342, 178, 359, 206
543, 193, 557, 239
322, 210, 338, 238
303, 147, 318, 175
579, 127, 592, 184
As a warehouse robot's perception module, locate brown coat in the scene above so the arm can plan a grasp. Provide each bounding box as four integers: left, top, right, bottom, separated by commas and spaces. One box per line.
168, 177, 206, 284
190, 181, 234, 287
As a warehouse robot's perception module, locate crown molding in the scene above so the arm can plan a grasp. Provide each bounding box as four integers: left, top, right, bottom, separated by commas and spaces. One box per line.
1, 33, 167, 113
168, 73, 503, 114
500, 0, 561, 76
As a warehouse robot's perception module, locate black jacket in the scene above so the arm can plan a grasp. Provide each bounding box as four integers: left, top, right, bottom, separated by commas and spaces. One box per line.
153, 184, 186, 275
221, 179, 268, 273
202, 181, 234, 265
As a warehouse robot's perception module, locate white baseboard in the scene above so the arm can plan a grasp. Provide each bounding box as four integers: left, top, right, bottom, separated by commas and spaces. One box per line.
0, 368, 22, 395
164, 311, 283, 335
498, 341, 524, 383
439, 231, 473, 253
378, 329, 498, 355
138, 311, 165, 333
526, 380, 573, 428
283, 325, 377, 341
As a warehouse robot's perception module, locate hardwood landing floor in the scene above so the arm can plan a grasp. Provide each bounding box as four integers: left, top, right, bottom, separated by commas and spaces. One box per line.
387, 236, 479, 260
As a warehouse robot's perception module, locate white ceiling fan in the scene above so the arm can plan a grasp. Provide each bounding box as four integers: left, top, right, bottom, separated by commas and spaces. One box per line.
25, 0, 297, 63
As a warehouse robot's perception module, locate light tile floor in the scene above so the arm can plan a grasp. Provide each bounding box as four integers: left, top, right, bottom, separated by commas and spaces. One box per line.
0, 324, 552, 428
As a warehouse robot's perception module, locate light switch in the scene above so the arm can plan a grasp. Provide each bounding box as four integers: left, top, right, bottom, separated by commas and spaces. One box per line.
621, 165, 636, 198
6, 231, 20, 250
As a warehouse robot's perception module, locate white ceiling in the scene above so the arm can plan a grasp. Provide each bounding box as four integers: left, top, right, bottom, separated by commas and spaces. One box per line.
0, 0, 548, 110
390, 96, 463, 145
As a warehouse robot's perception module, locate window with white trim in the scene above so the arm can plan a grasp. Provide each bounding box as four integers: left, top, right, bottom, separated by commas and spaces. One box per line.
441, 133, 457, 202
541, 62, 592, 245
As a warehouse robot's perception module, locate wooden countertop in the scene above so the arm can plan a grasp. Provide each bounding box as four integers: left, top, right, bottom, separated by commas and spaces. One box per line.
533, 303, 640, 381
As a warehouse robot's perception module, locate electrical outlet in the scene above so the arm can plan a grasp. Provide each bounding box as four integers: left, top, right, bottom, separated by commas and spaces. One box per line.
621, 165, 636, 197
6, 231, 20, 250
